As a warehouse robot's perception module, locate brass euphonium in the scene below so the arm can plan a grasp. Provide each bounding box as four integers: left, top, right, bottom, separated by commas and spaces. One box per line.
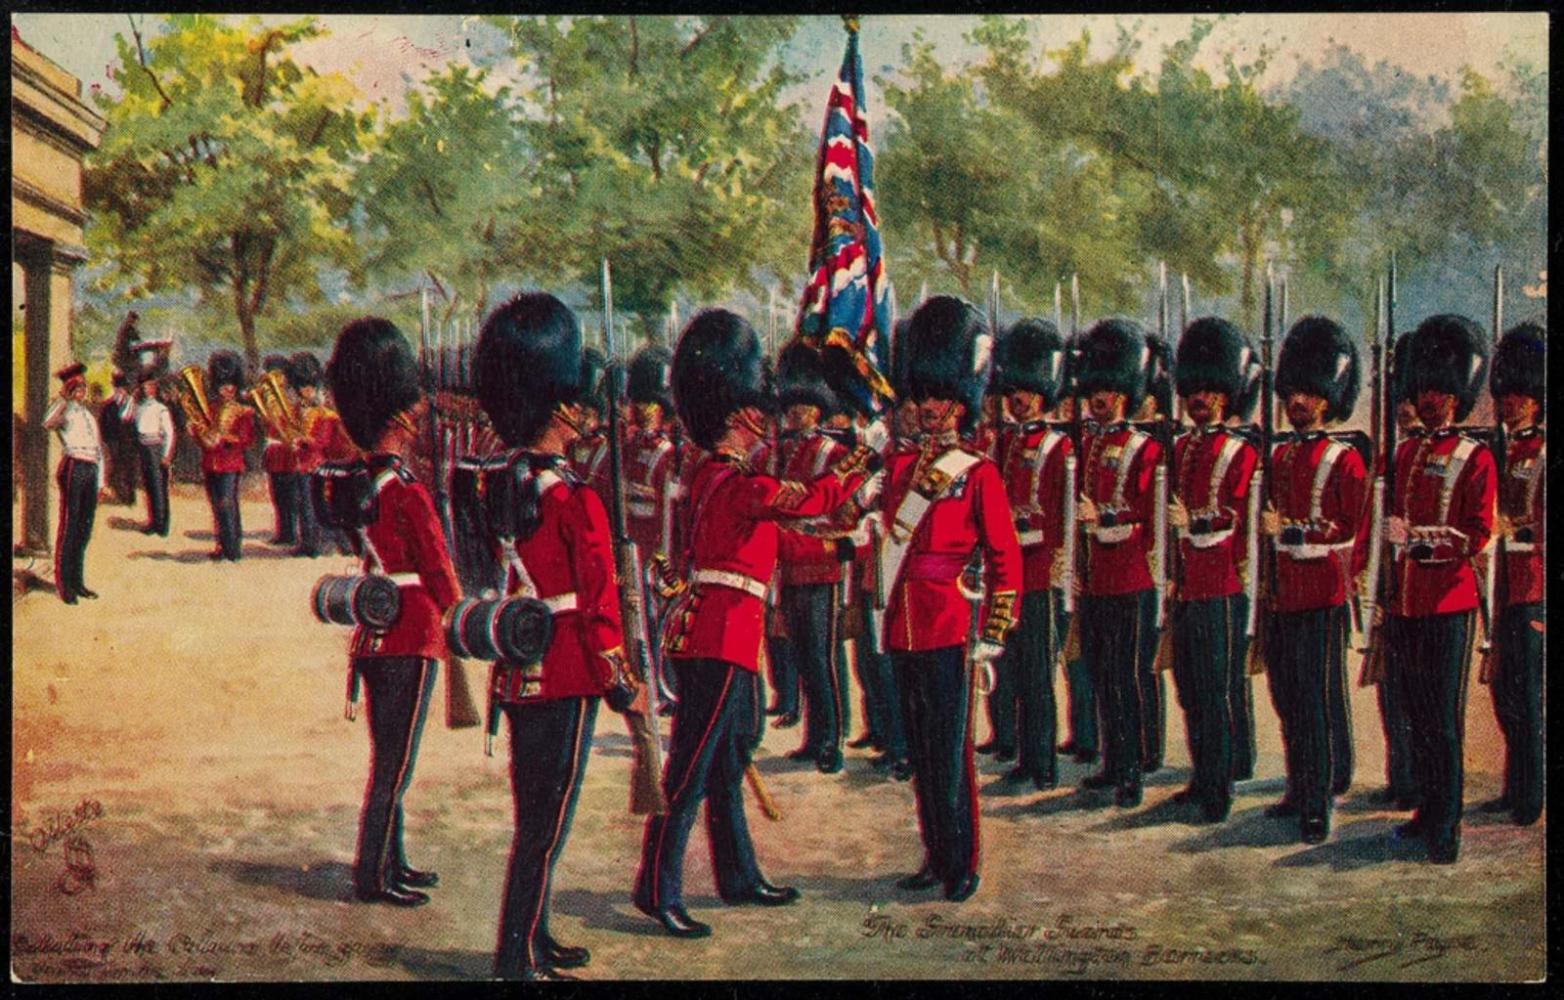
177, 364, 214, 434
252, 369, 302, 445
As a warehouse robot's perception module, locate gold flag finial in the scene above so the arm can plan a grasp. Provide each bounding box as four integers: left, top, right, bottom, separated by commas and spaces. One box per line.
842, 14, 861, 34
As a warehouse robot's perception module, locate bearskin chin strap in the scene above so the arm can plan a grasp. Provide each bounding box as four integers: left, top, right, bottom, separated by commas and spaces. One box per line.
730, 407, 768, 439
553, 402, 586, 437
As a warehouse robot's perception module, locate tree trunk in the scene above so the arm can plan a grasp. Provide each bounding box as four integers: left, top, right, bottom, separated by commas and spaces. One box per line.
236, 300, 260, 375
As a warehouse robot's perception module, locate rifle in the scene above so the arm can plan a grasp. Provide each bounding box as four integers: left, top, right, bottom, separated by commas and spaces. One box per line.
1359, 255, 1400, 684
1247, 264, 1278, 675
1477, 264, 1504, 676
1061, 273, 1086, 661
602, 258, 669, 816
1152, 262, 1177, 672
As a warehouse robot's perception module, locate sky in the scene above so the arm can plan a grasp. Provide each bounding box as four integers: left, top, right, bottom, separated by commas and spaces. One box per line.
12, 11, 1549, 122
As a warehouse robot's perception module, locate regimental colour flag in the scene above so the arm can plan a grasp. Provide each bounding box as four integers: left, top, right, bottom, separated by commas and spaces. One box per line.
795, 17, 894, 412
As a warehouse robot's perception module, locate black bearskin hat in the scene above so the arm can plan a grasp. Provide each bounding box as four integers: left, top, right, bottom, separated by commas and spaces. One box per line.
286, 351, 324, 391
1143, 333, 1174, 417
672, 309, 773, 452
994, 317, 1067, 407
902, 295, 992, 433
208, 350, 244, 390
1073, 318, 1151, 410
821, 326, 888, 419
475, 293, 584, 449
579, 347, 609, 416
1175, 317, 1253, 403
1275, 316, 1360, 423
777, 341, 839, 416
262, 353, 289, 373
1390, 332, 1413, 405
1490, 321, 1545, 405
327, 317, 422, 451
628, 346, 674, 409
1405, 314, 1488, 422
887, 317, 912, 402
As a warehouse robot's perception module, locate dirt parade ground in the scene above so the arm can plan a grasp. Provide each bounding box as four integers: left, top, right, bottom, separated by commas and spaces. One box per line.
10, 486, 1546, 983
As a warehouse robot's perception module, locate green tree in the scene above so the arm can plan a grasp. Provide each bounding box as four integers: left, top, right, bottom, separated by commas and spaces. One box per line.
356, 64, 563, 325
84, 14, 373, 371
486, 15, 813, 345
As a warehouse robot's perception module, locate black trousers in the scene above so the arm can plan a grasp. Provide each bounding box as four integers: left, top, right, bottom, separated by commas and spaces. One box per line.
109, 438, 138, 505
1266, 605, 1347, 823
268, 470, 299, 543
204, 471, 243, 560
1229, 594, 1258, 779
766, 635, 798, 715
1136, 596, 1167, 767
1060, 613, 1099, 754
1377, 668, 1416, 799
893, 645, 980, 885
986, 623, 1017, 753
781, 584, 842, 755
856, 604, 907, 761
1492, 602, 1545, 822
54, 457, 99, 600
1171, 595, 1238, 810
495, 696, 598, 977
635, 659, 763, 910
1388, 611, 1475, 845
352, 656, 437, 895
1001, 589, 1061, 782
138, 445, 170, 536
1081, 590, 1156, 787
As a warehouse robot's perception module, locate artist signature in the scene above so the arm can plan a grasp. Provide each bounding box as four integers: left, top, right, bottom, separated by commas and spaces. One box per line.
19, 798, 104, 854
1326, 931, 1482, 971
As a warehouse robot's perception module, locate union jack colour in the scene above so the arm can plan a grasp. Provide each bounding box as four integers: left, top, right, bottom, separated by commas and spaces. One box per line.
795, 18, 894, 412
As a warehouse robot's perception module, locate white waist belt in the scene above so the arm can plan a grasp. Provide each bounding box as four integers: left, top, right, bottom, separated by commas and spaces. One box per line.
1505, 541, 1538, 553
539, 592, 579, 613
1017, 530, 1046, 547
64, 450, 101, 463
1091, 524, 1135, 545
1276, 541, 1353, 561
139, 436, 168, 448
627, 502, 656, 518
1179, 527, 1237, 549
692, 569, 768, 600
386, 572, 422, 586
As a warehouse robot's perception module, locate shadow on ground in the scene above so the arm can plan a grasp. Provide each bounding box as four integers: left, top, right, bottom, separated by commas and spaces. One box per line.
207, 858, 354, 901
1166, 807, 1301, 852
386, 944, 492, 980
1271, 819, 1430, 870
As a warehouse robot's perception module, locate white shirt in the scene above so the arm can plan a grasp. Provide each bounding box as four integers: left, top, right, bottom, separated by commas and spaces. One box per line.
44, 398, 104, 490
135, 396, 176, 462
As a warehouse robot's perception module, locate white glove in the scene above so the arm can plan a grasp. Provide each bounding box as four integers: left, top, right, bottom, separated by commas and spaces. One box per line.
860, 417, 891, 455
970, 638, 1005, 664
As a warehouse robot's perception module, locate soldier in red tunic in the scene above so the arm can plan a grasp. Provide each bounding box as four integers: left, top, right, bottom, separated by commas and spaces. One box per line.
987, 317, 1073, 791
1382, 315, 1497, 863
567, 347, 612, 496
1072, 319, 1163, 808
474, 293, 637, 979
879, 297, 1021, 903
1261, 318, 1367, 844
1481, 322, 1544, 827
258, 354, 301, 547
1167, 318, 1259, 821
635, 310, 876, 938
283, 352, 329, 557
195, 350, 256, 561
1131, 332, 1174, 773
771, 342, 854, 772
325, 318, 461, 907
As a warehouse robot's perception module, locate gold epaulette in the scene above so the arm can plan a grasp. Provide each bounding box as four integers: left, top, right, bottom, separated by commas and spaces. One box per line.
770, 480, 808, 508
981, 590, 1018, 644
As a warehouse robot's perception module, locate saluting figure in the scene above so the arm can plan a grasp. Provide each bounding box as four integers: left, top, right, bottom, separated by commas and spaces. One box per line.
1481, 322, 1545, 828
474, 294, 637, 980
1072, 319, 1163, 808
194, 350, 256, 562
1261, 318, 1366, 845
1383, 315, 1497, 864
880, 297, 1021, 903
989, 317, 1074, 791
326, 318, 462, 906
43, 362, 104, 604
1167, 318, 1259, 821
635, 310, 874, 938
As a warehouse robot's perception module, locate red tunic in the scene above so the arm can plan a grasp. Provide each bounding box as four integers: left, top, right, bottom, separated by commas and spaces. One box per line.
624, 427, 676, 557
1388, 430, 1496, 618
198, 402, 256, 474
350, 460, 462, 661
1172, 427, 1258, 602
262, 439, 295, 474
305, 408, 359, 464
998, 421, 1073, 594
1498, 428, 1544, 607
775, 432, 851, 587
497, 465, 624, 701
1078, 424, 1161, 597
1268, 434, 1367, 613
879, 443, 1023, 652
665, 453, 866, 671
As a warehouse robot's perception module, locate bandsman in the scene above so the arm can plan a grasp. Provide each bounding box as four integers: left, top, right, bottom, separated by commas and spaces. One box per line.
1481, 322, 1544, 828
1073, 319, 1163, 808
132, 349, 175, 538
43, 362, 103, 603
1167, 318, 1260, 821
989, 317, 1074, 791
194, 350, 256, 562
285, 352, 330, 557
259, 354, 302, 548
1261, 317, 1366, 844
880, 296, 1021, 902
1383, 315, 1496, 863
635, 310, 874, 938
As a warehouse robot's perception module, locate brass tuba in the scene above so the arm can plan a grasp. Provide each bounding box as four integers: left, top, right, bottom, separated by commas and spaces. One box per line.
177, 364, 214, 434
251, 368, 302, 445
